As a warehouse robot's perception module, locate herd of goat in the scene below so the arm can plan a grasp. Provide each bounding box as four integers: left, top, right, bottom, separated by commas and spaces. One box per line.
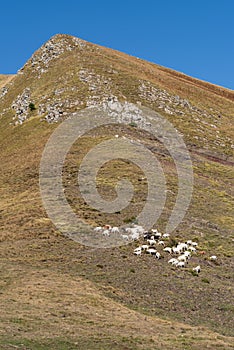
94, 224, 218, 274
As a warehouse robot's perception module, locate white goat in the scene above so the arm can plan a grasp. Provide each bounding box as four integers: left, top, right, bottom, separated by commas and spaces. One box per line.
172, 247, 180, 254
168, 258, 178, 265
147, 238, 156, 246
177, 261, 185, 268
134, 250, 142, 256
94, 226, 102, 232
183, 251, 191, 258
134, 247, 142, 252
111, 226, 120, 233
121, 234, 129, 240
163, 247, 172, 254
152, 229, 161, 238
146, 248, 157, 255
193, 265, 201, 273
188, 246, 196, 253
155, 252, 161, 259
210, 255, 217, 261
177, 255, 188, 263
102, 229, 110, 237
177, 243, 188, 252
141, 244, 149, 251
151, 229, 159, 234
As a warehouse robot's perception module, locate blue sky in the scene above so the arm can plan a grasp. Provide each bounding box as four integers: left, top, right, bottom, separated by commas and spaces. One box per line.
1, 0, 233, 90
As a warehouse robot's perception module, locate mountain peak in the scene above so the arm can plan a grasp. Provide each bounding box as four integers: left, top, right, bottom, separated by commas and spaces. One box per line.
0, 34, 233, 161
19, 34, 87, 77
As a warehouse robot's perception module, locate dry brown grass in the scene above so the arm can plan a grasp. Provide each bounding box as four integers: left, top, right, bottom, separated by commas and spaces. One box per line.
0, 34, 233, 349
0, 74, 15, 89
0, 261, 233, 349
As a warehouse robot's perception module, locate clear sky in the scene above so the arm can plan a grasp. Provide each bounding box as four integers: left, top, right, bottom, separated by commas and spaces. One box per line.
1, 0, 233, 90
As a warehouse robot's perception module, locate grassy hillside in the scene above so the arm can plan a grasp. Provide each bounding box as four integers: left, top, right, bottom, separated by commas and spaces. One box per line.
0, 34, 233, 349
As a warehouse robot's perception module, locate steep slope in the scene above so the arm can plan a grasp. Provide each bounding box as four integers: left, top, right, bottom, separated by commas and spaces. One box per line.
0, 34, 233, 348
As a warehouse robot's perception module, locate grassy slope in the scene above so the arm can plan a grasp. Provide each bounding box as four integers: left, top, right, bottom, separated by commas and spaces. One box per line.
0, 75, 15, 89
0, 34, 233, 348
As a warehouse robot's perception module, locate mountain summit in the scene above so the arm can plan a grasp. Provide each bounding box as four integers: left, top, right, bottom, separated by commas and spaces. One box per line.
1, 34, 233, 158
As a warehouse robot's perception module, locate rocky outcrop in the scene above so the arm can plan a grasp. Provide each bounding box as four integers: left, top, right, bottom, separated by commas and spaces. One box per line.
0, 86, 8, 98
11, 88, 32, 125
19, 35, 87, 77
79, 68, 117, 107
139, 81, 213, 118
38, 101, 64, 123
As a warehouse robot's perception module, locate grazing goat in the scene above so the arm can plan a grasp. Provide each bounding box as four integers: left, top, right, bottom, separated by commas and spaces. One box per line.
172, 247, 180, 254
146, 248, 157, 256
134, 250, 142, 256
94, 226, 102, 232
155, 252, 161, 259
121, 234, 129, 240
177, 243, 188, 252
210, 255, 217, 261
111, 226, 120, 233
193, 265, 201, 273
177, 261, 185, 268
188, 246, 196, 253
102, 229, 110, 237
144, 233, 151, 240
134, 246, 142, 252
163, 247, 172, 254
168, 258, 178, 265
151, 229, 159, 234
184, 251, 191, 258
147, 238, 156, 246
177, 255, 188, 263
141, 244, 149, 251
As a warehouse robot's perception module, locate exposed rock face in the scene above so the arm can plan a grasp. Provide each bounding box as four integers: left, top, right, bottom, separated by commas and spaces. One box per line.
0, 86, 8, 98
100, 97, 150, 129
79, 68, 117, 107
38, 91, 83, 123
138, 81, 233, 150
1, 34, 232, 156
38, 101, 64, 123
11, 88, 31, 125
139, 81, 210, 118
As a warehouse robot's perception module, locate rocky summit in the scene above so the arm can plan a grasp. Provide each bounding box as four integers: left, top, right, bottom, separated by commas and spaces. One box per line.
0, 34, 233, 349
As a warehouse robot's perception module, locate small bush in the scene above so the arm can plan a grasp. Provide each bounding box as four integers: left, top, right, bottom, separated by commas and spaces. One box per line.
96, 264, 103, 269
129, 122, 137, 127
123, 217, 136, 224
29, 102, 36, 111
201, 278, 210, 283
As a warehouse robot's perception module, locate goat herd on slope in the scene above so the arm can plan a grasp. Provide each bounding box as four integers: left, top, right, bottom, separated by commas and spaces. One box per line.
93, 224, 218, 275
